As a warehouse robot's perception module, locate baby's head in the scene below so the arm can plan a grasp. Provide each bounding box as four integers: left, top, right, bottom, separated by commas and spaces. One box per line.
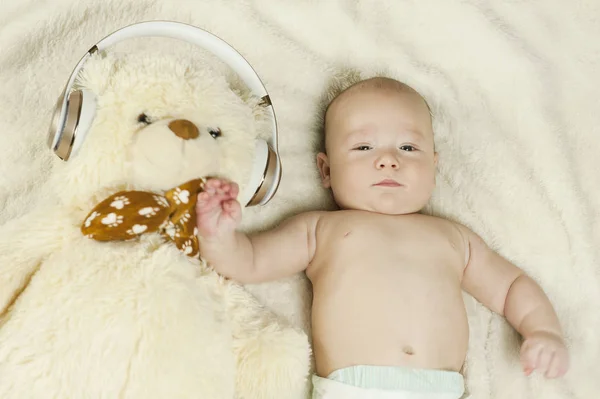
317, 76, 437, 215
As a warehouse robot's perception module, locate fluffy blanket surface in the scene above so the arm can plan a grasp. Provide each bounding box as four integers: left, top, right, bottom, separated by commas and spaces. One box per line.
1, 1, 599, 398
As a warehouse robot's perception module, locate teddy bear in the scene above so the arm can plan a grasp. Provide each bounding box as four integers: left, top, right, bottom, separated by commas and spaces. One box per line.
0, 50, 311, 399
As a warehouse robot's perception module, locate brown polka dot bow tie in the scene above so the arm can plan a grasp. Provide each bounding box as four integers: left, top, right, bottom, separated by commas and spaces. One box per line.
81, 178, 206, 257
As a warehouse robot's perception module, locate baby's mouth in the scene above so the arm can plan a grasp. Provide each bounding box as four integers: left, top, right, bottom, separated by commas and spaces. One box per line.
373, 179, 402, 187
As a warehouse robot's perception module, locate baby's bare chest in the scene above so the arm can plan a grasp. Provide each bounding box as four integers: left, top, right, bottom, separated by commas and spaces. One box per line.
316, 212, 462, 263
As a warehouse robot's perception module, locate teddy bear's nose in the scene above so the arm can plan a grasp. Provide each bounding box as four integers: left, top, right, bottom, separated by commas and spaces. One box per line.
168, 119, 200, 140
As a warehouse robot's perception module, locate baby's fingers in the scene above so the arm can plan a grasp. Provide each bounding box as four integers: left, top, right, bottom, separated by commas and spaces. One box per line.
205, 179, 239, 198
204, 178, 231, 195
196, 191, 223, 214
223, 199, 241, 221
204, 178, 225, 188
520, 341, 543, 376
228, 182, 239, 199
546, 349, 569, 378
203, 179, 221, 192
546, 352, 561, 378
537, 348, 554, 377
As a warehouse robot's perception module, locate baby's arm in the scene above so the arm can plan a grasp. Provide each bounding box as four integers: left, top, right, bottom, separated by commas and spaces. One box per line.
456, 223, 569, 379
195, 179, 320, 284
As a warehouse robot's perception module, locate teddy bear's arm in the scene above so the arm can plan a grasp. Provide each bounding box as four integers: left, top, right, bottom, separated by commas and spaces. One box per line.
0, 206, 73, 315
224, 281, 311, 399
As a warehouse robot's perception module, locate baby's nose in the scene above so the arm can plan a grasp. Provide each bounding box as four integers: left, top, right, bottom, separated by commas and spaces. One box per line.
168, 119, 200, 140
377, 157, 399, 169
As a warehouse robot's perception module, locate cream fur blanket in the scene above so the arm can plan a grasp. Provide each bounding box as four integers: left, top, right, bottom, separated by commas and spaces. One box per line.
1, 1, 599, 398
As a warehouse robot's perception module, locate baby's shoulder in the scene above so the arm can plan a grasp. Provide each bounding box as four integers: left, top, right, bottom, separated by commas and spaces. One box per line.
419, 213, 465, 230
283, 210, 329, 233
420, 215, 471, 247
412, 213, 458, 230
290, 209, 354, 236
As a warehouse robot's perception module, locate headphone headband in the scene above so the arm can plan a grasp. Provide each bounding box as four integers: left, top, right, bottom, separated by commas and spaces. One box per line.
54, 21, 277, 149
51, 21, 281, 206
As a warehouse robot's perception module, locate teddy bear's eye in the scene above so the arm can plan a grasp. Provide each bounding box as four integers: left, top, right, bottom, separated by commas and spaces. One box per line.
137, 113, 152, 125
209, 128, 222, 139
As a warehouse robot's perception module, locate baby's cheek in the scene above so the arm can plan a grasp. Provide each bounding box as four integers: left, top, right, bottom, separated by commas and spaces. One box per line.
330, 176, 359, 206
413, 165, 436, 188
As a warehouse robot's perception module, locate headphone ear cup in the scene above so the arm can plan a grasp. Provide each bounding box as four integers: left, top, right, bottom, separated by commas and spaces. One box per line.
240, 139, 270, 207
69, 88, 97, 159
241, 139, 281, 207
47, 91, 67, 152
257, 143, 280, 206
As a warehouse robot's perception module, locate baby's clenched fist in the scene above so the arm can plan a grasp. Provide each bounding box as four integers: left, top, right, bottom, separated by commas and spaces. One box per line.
521, 331, 569, 379
196, 178, 241, 238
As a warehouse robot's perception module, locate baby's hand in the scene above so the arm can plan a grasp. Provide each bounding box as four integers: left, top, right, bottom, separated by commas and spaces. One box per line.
195, 178, 241, 238
520, 331, 569, 379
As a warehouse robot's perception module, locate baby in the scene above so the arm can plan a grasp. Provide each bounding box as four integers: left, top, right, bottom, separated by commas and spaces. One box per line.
195, 77, 569, 399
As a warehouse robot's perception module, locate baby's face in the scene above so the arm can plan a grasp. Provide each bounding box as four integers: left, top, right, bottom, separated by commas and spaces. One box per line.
318, 87, 437, 215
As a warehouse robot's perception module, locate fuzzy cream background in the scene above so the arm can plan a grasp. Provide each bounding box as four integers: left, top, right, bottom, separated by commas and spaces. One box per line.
1, 1, 599, 398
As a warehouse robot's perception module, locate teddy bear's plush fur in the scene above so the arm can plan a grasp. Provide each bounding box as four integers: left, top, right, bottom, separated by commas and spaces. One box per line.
0, 52, 310, 399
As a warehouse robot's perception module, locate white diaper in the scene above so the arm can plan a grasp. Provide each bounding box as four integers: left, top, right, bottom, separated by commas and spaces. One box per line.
312, 365, 466, 399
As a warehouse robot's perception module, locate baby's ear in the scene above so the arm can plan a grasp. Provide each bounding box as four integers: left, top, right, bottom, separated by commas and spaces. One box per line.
316, 152, 331, 188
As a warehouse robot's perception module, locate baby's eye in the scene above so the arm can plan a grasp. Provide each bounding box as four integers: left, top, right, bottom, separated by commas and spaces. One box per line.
209, 128, 222, 139
354, 145, 372, 151
399, 145, 416, 152
137, 113, 153, 125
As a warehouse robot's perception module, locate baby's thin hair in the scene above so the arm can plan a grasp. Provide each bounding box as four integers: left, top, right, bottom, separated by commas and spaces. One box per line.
314, 68, 432, 153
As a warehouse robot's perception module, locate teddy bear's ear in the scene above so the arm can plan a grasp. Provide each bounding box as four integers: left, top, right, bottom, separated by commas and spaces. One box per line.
73, 52, 119, 95
224, 72, 251, 102
223, 72, 272, 140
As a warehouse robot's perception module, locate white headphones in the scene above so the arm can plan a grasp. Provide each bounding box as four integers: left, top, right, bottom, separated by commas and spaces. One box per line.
47, 21, 281, 207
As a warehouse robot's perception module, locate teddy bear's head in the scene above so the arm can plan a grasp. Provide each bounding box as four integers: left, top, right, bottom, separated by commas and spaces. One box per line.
50, 51, 270, 210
